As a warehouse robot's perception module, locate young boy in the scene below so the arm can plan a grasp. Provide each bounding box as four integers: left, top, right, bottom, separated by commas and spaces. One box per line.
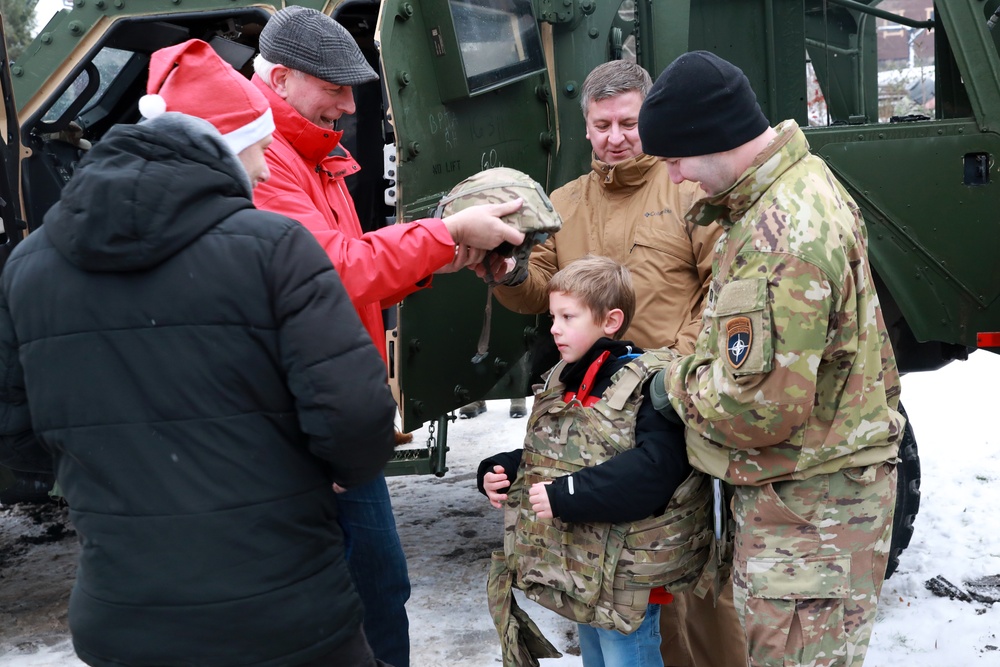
479, 255, 710, 667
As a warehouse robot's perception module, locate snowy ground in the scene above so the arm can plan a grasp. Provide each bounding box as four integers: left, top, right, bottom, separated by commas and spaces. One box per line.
401, 349, 1000, 667
1, 350, 999, 666
14, 2, 998, 663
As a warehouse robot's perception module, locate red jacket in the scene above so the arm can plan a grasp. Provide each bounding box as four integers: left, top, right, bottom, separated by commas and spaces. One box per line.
252, 75, 455, 361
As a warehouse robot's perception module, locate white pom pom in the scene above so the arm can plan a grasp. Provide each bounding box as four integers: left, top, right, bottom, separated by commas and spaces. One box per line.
138, 94, 167, 119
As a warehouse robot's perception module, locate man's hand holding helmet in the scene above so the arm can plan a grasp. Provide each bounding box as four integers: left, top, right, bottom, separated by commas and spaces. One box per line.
436, 168, 563, 284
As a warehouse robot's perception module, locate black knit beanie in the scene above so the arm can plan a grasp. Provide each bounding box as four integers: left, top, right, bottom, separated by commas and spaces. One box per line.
638, 51, 770, 158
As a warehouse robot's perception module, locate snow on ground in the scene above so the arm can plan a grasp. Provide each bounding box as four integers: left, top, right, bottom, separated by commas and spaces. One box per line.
2, 351, 999, 666
14, 0, 998, 663
399, 349, 1000, 666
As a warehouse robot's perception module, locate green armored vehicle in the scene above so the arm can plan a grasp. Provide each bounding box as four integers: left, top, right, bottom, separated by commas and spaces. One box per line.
1, 1, 999, 578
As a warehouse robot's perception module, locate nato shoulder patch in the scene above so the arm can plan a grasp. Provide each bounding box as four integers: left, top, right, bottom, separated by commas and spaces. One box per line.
726, 316, 752, 369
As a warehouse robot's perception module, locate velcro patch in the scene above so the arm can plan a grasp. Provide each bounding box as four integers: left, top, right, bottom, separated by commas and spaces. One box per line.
726, 317, 752, 369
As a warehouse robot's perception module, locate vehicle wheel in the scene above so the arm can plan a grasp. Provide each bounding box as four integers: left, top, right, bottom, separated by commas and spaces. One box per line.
885, 403, 919, 579
0, 470, 56, 505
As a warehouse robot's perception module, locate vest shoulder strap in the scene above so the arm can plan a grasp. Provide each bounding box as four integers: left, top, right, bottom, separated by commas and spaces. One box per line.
604, 348, 677, 410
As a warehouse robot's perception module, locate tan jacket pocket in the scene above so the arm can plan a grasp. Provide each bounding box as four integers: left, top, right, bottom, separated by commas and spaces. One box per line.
632, 224, 693, 265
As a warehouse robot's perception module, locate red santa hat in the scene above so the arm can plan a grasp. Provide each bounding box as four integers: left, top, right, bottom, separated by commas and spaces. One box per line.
139, 39, 274, 155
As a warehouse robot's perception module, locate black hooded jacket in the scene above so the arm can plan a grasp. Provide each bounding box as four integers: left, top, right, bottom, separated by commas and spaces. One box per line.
0, 114, 397, 667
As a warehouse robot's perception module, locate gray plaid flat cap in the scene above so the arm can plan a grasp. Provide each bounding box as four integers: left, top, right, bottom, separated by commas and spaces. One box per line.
259, 7, 378, 86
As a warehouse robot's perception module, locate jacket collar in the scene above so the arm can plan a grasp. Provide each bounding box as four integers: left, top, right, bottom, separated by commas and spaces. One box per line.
559, 338, 640, 390
688, 120, 806, 229
252, 74, 344, 165
590, 153, 659, 191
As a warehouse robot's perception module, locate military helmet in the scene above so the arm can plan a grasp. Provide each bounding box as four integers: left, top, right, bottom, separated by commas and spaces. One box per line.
434, 167, 562, 285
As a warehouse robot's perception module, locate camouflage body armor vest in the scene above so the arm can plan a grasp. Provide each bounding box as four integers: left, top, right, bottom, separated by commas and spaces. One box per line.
490, 349, 712, 642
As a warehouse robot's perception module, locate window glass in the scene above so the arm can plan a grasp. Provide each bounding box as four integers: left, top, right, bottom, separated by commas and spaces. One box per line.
807, 0, 934, 126
42, 47, 133, 124
875, 2, 934, 122
449, 0, 545, 93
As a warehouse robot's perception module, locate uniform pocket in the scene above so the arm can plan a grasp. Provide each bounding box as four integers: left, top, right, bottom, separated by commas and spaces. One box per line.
514, 515, 611, 607
746, 555, 850, 600
632, 224, 694, 264
745, 557, 849, 667
713, 278, 772, 376
736, 479, 852, 666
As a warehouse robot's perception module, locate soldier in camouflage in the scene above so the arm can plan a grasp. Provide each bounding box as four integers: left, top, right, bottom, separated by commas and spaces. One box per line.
637, 51, 905, 667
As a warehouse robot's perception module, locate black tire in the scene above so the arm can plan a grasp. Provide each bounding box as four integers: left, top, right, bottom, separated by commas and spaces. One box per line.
885, 403, 919, 579
0, 469, 56, 505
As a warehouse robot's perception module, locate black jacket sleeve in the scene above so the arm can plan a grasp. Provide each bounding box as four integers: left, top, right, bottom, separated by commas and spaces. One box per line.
476, 449, 523, 497
0, 287, 52, 474
547, 384, 691, 523
269, 222, 396, 488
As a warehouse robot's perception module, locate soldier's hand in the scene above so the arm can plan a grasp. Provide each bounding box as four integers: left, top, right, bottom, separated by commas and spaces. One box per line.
443, 199, 525, 251
529, 481, 553, 519
483, 465, 510, 509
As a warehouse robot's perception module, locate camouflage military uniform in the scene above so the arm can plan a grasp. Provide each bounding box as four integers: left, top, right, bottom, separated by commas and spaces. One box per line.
654, 121, 904, 667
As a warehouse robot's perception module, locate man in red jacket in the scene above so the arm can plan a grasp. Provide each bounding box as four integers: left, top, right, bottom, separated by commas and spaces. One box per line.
251, 8, 524, 667
252, 7, 522, 363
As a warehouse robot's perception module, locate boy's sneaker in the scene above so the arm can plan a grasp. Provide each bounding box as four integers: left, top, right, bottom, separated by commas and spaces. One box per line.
509, 398, 527, 418
459, 400, 487, 419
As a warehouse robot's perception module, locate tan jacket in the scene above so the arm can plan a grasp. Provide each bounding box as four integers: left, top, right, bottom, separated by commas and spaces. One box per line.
495, 154, 721, 353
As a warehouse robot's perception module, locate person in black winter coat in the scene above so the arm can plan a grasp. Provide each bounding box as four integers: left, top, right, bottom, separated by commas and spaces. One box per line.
0, 40, 397, 667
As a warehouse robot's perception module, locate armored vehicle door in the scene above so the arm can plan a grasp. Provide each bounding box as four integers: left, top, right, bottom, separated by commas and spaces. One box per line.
796, 0, 1000, 372
378, 0, 655, 442
377, 0, 552, 438
0, 13, 22, 251
0, 14, 29, 500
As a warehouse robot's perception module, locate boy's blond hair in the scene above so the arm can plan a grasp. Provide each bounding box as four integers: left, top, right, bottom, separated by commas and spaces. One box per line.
547, 255, 635, 340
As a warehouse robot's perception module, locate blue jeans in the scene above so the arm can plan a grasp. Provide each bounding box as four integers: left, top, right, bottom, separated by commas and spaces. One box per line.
338, 474, 411, 667
578, 604, 664, 667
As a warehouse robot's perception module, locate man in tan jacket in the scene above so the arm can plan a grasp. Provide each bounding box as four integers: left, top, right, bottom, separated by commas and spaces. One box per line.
494, 59, 745, 667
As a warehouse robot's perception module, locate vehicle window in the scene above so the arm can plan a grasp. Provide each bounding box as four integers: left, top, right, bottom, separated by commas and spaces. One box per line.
614, 0, 637, 62
806, 0, 937, 126
448, 0, 545, 93
41, 47, 133, 124
875, 3, 934, 122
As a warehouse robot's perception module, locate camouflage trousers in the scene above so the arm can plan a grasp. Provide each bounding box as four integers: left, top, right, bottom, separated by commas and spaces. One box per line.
731, 462, 896, 667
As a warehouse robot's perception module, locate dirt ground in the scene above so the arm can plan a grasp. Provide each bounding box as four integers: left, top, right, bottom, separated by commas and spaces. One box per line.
0, 500, 78, 657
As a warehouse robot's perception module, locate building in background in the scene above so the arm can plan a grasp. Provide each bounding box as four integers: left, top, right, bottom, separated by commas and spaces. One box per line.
878, 0, 934, 68
808, 0, 935, 125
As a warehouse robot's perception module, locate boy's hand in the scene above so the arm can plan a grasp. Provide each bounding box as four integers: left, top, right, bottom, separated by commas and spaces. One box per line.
529, 481, 553, 519
483, 465, 510, 509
